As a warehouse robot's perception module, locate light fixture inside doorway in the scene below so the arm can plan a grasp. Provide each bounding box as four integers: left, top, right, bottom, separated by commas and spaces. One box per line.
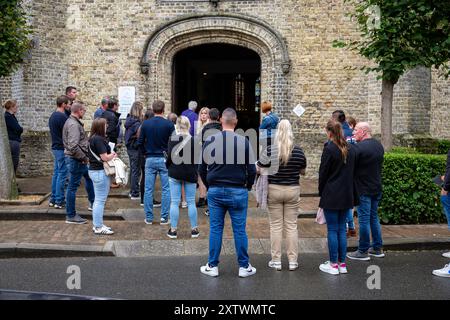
209, 0, 219, 7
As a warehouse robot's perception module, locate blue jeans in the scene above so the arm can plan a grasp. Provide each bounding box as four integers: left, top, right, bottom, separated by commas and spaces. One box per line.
441, 194, 450, 229
169, 178, 197, 229
88, 170, 110, 228
50, 149, 67, 205
144, 157, 170, 222
127, 148, 140, 197
357, 194, 383, 253
324, 209, 348, 263
207, 187, 250, 268
65, 157, 95, 218
346, 209, 355, 230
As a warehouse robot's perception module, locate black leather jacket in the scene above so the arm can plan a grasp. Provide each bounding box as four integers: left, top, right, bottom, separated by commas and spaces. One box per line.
101, 108, 121, 144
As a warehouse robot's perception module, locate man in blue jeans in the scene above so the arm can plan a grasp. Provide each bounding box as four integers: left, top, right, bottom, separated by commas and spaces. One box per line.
137, 100, 175, 225
49, 95, 69, 208
347, 122, 385, 261
199, 108, 257, 278
62, 101, 95, 224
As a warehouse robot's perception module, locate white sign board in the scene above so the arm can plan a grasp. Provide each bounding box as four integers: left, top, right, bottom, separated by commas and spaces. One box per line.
293, 104, 305, 117
118, 86, 135, 119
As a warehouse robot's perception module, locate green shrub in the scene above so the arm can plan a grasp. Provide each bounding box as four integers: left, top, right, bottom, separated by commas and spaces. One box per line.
437, 140, 450, 155
390, 147, 419, 154
379, 153, 447, 224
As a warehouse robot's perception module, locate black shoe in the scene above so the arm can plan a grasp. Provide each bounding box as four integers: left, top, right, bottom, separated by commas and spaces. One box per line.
153, 200, 161, 208
167, 228, 177, 239
197, 198, 206, 208
191, 228, 200, 238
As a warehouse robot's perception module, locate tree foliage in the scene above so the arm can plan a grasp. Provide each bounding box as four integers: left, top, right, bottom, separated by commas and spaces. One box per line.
0, 0, 33, 78
334, 0, 450, 84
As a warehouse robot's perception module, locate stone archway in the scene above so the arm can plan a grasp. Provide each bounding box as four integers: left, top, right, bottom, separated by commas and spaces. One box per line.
140, 13, 291, 113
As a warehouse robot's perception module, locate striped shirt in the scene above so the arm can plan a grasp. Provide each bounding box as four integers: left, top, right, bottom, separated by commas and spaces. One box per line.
257, 145, 307, 185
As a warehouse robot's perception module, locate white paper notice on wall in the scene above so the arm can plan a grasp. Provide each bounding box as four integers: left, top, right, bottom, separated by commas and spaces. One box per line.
118, 86, 135, 119
293, 104, 305, 117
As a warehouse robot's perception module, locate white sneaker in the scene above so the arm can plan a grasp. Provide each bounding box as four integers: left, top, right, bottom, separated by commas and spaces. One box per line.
93, 225, 114, 235
432, 264, 450, 278
289, 262, 299, 271
181, 201, 188, 209
268, 260, 282, 271
442, 252, 450, 259
338, 263, 348, 274
239, 263, 256, 278
92, 225, 112, 232
319, 261, 339, 275
200, 263, 219, 277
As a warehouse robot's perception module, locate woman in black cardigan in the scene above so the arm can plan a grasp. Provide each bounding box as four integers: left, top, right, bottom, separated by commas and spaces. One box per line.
318, 119, 357, 275
3, 100, 23, 174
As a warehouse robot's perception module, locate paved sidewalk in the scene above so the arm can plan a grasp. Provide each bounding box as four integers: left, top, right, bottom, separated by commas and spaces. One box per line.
0, 176, 447, 257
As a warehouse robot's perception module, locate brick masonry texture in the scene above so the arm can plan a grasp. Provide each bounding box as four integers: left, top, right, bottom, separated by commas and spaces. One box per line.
1, 0, 449, 177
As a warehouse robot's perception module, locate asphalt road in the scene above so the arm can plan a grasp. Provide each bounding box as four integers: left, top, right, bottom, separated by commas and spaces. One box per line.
0, 252, 448, 300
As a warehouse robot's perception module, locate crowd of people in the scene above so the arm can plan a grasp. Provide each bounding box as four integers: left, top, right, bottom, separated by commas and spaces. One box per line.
2, 89, 449, 278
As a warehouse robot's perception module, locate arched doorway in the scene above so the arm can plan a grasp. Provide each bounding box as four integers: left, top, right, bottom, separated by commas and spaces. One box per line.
140, 14, 292, 127
173, 43, 261, 131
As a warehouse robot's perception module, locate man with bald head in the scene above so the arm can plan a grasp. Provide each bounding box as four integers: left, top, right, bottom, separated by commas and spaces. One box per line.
347, 122, 385, 261
199, 108, 257, 278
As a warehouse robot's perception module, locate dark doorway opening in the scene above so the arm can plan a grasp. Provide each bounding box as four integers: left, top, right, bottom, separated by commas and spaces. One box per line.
173, 43, 261, 131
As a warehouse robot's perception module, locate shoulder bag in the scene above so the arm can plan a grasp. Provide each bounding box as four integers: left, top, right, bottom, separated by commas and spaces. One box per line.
89, 145, 115, 176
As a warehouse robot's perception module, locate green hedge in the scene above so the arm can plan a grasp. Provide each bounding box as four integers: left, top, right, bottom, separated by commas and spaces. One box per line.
379, 153, 447, 224
389, 147, 420, 154
390, 140, 450, 155
438, 140, 450, 155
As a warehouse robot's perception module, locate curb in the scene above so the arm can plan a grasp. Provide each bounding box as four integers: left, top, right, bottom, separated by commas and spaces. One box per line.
0, 209, 124, 221
0, 193, 51, 206
0, 242, 114, 258
1, 238, 447, 258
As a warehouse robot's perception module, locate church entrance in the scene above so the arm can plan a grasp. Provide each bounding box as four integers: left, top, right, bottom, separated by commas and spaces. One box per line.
172, 43, 262, 132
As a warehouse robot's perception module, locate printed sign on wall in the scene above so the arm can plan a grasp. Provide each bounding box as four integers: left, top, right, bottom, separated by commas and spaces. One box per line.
118, 86, 135, 119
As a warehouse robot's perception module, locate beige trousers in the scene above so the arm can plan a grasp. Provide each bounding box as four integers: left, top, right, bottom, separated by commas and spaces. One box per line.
267, 184, 300, 263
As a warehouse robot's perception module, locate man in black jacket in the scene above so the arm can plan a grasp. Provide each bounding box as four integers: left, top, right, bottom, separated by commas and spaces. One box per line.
347, 122, 385, 261
198, 108, 222, 212
201, 108, 222, 144
101, 98, 121, 147
198, 108, 257, 278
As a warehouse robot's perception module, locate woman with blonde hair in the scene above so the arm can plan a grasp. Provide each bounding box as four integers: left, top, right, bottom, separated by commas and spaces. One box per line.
196, 107, 210, 207
3, 100, 23, 174
196, 107, 210, 136
318, 119, 357, 275
257, 119, 307, 271
165, 115, 199, 239
125, 101, 144, 199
